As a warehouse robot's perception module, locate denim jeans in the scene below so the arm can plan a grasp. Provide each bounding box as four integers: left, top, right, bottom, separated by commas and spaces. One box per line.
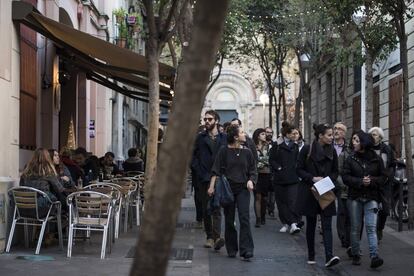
200, 182, 221, 240
348, 198, 379, 258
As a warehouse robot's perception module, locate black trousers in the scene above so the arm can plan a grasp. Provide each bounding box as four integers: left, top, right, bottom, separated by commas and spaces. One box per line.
337, 198, 351, 247
223, 188, 254, 257
274, 184, 300, 225
200, 181, 221, 240
306, 215, 333, 262
192, 171, 203, 222
378, 185, 391, 231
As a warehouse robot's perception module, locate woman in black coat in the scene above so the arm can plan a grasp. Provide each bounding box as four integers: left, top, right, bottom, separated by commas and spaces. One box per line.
296, 124, 340, 267
270, 122, 301, 234
342, 130, 386, 268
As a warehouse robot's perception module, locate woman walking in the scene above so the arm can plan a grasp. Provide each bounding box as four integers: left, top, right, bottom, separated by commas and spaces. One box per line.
208, 124, 257, 260
252, 128, 271, 227
297, 124, 340, 267
270, 122, 301, 234
342, 130, 386, 268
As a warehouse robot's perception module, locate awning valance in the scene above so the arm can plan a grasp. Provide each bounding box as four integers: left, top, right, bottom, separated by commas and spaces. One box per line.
12, 1, 174, 102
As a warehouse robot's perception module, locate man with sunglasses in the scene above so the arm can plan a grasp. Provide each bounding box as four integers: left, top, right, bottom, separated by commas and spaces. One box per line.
192, 110, 227, 250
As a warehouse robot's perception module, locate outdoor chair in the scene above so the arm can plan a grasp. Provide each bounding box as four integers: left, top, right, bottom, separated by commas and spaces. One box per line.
125, 171, 144, 177
66, 191, 114, 259
6, 186, 63, 255
111, 178, 139, 230
83, 183, 122, 239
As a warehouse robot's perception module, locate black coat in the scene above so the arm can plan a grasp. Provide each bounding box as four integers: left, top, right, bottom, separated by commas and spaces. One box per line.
191, 131, 227, 183
269, 140, 300, 185
342, 150, 387, 201
296, 141, 339, 216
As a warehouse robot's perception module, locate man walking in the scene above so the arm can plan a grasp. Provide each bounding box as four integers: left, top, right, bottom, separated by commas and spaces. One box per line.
192, 110, 226, 249
334, 122, 352, 249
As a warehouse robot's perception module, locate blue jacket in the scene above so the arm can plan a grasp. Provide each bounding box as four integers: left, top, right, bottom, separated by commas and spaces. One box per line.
191, 131, 227, 184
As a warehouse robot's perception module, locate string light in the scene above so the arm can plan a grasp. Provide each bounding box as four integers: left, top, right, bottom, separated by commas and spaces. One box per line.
228, 6, 327, 20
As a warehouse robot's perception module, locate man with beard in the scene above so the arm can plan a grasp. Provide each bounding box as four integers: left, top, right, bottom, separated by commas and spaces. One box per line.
192, 110, 227, 250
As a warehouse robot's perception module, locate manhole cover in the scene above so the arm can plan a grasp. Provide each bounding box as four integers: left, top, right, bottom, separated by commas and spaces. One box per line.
126, 247, 193, 260
176, 222, 196, 229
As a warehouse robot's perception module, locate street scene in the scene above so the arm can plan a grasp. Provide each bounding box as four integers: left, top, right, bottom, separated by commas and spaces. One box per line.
1, 0, 414, 276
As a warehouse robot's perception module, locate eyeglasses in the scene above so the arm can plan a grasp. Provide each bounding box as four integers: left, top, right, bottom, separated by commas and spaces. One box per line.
203, 117, 214, 122
266, 131, 273, 134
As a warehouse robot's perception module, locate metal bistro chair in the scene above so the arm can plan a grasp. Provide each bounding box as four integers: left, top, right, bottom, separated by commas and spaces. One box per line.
6, 186, 63, 255
124, 171, 144, 177
83, 183, 122, 239
111, 178, 138, 231
67, 191, 114, 259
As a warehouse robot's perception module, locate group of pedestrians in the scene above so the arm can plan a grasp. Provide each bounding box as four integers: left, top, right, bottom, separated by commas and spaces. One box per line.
192, 109, 392, 270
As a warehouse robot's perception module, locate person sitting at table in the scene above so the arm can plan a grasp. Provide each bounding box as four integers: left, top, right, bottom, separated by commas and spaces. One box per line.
99, 152, 121, 179
123, 148, 144, 173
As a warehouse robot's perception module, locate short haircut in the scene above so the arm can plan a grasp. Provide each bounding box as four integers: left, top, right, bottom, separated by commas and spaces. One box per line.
128, 148, 138, 158
334, 122, 347, 132
231, 118, 242, 126
227, 125, 240, 144
74, 147, 88, 157
368, 127, 384, 140
205, 110, 220, 122
104, 152, 115, 158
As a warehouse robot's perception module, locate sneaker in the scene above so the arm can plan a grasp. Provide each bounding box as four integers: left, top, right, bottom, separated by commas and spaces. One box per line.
214, 238, 225, 251
297, 221, 305, 229
352, 255, 361, 265
289, 223, 300, 234
279, 224, 289, 233
325, 256, 340, 268
307, 258, 316, 265
370, 256, 384, 268
204, 238, 214, 248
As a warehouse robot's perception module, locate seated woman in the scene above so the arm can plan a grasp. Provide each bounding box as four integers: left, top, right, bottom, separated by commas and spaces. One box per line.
49, 149, 76, 191
20, 148, 68, 214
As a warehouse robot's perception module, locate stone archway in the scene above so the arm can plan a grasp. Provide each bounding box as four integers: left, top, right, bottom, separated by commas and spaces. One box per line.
204, 69, 257, 134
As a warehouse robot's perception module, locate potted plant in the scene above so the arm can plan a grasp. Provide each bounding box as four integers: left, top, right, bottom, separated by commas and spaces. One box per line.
113, 7, 126, 24
116, 22, 128, 48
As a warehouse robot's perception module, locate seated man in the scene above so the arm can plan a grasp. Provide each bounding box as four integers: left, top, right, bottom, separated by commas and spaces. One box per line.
99, 152, 121, 179
72, 147, 99, 185
123, 148, 144, 173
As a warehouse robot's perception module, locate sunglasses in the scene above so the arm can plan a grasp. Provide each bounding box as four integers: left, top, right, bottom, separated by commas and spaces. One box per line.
203, 117, 214, 122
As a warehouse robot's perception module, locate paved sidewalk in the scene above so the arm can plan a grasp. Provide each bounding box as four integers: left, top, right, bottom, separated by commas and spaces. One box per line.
1, 189, 414, 276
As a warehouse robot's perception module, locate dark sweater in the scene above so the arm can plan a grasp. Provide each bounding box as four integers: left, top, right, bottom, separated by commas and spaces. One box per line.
211, 147, 257, 192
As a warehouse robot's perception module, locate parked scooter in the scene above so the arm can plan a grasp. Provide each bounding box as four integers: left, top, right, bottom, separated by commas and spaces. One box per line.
392, 159, 409, 224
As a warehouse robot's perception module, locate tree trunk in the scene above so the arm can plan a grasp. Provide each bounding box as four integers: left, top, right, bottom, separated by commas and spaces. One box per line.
294, 52, 304, 128
268, 86, 273, 129
303, 83, 312, 142
339, 67, 348, 122
399, 22, 414, 230
129, 1, 230, 275
365, 52, 374, 129
144, 36, 161, 199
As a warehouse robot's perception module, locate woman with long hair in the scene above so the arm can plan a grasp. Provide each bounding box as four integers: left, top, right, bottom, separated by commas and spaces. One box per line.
20, 148, 67, 212
270, 122, 301, 234
49, 149, 75, 190
208, 124, 257, 260
342, 130, 386, 268
296, 124, 340, 267
252, 128, 271, 227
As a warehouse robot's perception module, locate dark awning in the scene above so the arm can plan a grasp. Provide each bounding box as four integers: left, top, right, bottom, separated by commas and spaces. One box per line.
12, 1, 174, 103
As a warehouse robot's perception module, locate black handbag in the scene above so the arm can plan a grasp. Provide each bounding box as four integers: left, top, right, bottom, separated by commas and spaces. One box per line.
213, 148, 234, 208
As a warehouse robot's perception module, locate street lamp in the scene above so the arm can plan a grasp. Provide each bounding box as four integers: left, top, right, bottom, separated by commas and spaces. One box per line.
260, 93, 269, 127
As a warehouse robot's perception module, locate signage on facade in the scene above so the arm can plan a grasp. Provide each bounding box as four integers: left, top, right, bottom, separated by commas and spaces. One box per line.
89, 120, 95, 138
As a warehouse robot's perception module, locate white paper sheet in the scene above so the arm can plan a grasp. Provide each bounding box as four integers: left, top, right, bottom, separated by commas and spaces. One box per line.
313, 176, 335, 195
